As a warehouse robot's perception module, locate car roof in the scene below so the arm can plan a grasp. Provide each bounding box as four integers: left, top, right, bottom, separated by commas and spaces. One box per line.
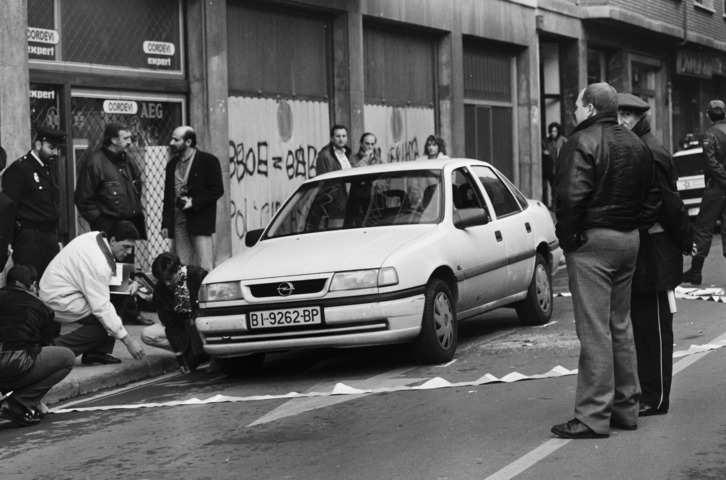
311, 158, 493, 181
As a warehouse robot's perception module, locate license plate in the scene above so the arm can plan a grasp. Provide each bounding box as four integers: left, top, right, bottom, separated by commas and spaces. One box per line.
248, 306, 322, 329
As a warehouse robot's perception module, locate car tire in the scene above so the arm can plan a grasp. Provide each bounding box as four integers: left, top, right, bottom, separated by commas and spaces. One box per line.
414, 278, 457, 364
515, 253, 553, 326
217, 353, 266, 377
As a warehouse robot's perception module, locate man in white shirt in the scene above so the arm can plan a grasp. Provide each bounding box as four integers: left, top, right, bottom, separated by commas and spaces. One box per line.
314, 124, 352, 176
39, 220, 146, 365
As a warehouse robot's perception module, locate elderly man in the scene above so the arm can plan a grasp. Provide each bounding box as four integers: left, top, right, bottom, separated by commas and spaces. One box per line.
39, 220, 146, 365
552, 83, 653, 439
162, 126, 224, 273
350, 132, 380, 168
2, 127, 67, 277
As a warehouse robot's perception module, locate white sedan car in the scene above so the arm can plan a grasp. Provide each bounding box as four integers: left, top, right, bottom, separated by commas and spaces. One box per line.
196, 159, 561, 374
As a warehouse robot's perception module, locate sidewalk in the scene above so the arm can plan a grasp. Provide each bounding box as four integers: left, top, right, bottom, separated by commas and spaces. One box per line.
44, 312, 180, 406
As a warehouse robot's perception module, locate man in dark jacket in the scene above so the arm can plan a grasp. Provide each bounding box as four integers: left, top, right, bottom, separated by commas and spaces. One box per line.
2, 127, 67, 277
0, 265, 75, 426
140, 252, 209, 372
314, 124, 352, 176
74, 122, 146, 239
618, 93, 693, 418
551, 83, 653, 439
682, 99, 726, 284
162, 126, 224, 273
0, 146, 15, 273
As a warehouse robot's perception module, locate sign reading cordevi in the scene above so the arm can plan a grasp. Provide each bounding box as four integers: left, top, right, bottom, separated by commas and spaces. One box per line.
103, 100, 138, 115
143, 41, 175, 56
28, 27, 59, 44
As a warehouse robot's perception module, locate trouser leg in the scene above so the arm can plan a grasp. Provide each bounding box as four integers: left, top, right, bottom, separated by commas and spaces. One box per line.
173, 218, 194, 266
2, 347, 76, 409
191, 234, 214, 272
141, 323, 172, 351
692, 185, 725, 259
54, 315, 116, 357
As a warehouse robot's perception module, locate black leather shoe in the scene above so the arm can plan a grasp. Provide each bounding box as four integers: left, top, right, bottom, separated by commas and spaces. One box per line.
551, 419, 608, 439
82, 352, 122, 365
610, 419, 637, 431
639, 404, 667, 417
681, 269, 702, 285
0, 399, 41, 426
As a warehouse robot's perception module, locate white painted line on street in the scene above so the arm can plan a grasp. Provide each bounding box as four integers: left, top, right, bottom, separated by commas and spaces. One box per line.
482, 332, 726, 480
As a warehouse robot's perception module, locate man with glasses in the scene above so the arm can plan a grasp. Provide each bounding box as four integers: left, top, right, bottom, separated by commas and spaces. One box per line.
2, 126, 67, 277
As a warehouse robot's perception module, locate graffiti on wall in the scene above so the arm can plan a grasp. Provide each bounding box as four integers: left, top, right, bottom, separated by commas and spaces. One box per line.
227, 97, 436, 255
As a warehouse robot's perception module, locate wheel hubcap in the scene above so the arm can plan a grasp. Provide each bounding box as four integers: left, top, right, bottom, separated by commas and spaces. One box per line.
433, 292, 454, 349
534, 264, 552, 313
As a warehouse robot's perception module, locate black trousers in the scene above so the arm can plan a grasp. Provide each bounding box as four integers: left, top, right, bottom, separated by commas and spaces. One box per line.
631, 290, 673, 412
12, 228, 60, 278
54, 315, 116, 357
692, 184, 726, 259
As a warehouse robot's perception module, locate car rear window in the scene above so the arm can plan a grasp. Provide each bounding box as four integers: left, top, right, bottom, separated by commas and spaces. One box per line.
673, 150, 703, 178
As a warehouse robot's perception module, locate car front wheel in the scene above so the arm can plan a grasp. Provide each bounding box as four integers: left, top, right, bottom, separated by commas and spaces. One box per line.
515, 253, 553, 326
414, 278, 457, 364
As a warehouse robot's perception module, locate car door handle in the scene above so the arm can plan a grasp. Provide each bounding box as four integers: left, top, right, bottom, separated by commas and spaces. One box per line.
495, 230, 503, 242
525, 222, 531, 233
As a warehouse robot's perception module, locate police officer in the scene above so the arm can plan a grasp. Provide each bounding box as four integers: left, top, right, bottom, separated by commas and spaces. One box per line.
683, 100, 726, 285
1, 127, 67, 278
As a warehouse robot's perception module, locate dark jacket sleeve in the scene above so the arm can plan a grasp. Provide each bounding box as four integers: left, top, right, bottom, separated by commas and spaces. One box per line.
0, 194, 16, 267
702, 130, 726, 191
554, 134, 595, 251
162, 159, 176, 233
74, 155, 103, 224
190, 152, 224, 212
1, 161, 26, 208
655, 161, 693, 254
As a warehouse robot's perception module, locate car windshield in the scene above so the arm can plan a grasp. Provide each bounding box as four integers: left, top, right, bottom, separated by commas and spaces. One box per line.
264, 169, 443, 239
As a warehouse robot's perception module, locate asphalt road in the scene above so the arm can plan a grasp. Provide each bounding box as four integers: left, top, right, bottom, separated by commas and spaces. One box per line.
2, 252, 726, 480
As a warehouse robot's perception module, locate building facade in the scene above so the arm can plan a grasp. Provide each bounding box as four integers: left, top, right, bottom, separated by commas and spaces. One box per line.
1, 0, 725, 267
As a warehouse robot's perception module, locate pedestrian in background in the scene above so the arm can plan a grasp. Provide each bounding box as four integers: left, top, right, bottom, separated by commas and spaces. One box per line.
542, 122, 566, 208
552, 83, 653, 439
0, 265, 75, 426
618, 93, 693, 418
314, 124, 351, 176
162, 126, 224, 273
351, 132, 380, 167
0, 146, 15, 277
39, 220, 146, 365
682, 100, 726, 285
418, 134, 449, 160
2, 127, 66, 278
140, 252, 209, 373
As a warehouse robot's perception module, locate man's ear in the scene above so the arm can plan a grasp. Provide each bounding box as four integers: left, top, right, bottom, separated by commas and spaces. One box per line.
108, 236, 117, 245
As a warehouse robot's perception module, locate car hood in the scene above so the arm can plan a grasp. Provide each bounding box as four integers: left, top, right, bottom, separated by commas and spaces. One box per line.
206, 226, 437, 282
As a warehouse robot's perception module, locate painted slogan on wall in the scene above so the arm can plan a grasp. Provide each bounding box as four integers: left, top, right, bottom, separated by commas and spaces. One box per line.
227, 96, 435, 255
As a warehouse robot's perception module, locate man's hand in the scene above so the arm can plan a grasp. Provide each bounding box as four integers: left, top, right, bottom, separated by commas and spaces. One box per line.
128, 280, 140, 296
161, 228, 169, 239
180, 196, 192, 211
121, 336, 146, 360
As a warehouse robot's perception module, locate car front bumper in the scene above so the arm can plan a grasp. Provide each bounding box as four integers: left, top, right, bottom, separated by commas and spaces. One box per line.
195, 293, 426, 357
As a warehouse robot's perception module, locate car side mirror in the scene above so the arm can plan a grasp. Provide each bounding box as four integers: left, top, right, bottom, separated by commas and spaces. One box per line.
245, 228, 264, 247
453, 209, 489, 229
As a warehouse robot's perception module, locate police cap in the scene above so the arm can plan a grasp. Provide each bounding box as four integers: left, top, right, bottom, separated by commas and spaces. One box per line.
617, 93, 650, 112
707, 100, 726, 117
34, 126, 67, 147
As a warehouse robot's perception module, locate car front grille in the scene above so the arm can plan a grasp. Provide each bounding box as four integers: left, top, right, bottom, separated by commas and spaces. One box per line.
248, 278, 327, 298
204, 321, 389, 344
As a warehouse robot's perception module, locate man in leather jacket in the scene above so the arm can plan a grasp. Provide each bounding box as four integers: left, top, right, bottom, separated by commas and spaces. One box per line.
618, 93, 693, 418
682, 100, 726, 285
551, 83, 653, 439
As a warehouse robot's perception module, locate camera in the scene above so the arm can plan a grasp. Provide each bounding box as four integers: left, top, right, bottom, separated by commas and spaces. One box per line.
176, 185, 189, 209
176, 196, 187, 209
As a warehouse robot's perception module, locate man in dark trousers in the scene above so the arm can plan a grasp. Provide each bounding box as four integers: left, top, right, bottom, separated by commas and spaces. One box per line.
162, 126, 224, 273
0, 146, 15, 273
682, 100, 726, 285
618, 93, 693, 418
2, 127, 66, 278
314, 124, 352, 176
552, 83, 653, 439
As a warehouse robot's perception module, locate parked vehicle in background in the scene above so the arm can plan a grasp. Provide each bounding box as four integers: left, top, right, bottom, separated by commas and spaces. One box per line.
673, 146, 705, 219
195, 159, 562, 375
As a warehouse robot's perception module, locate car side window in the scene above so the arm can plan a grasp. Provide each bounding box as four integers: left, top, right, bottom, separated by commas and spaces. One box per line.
451, 168, 489, 216
470, 165, 522, 218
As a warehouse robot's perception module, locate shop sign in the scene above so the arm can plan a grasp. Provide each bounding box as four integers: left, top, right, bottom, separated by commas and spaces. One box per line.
103, 100, 138, 115
676, 50, 712, 79
143, 40, 176, 68
27, 27, 59, 60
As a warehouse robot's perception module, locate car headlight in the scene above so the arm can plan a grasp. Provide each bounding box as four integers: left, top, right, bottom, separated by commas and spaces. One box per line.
199, 282, 243, 302
330, 267, 399, 291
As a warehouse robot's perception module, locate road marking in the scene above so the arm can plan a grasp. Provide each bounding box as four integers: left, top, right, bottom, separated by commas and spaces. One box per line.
482, 332, 726, 480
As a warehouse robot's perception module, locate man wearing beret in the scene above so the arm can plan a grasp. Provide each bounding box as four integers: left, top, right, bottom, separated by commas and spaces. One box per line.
682, 100, 726, 285
617, 93, 693, 418
1, 126, 66, 278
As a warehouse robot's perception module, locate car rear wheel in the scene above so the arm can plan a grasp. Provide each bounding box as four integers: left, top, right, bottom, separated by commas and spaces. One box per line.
414, 278, 457, 364
217, 353, 266, 377
515, 253, 553, 326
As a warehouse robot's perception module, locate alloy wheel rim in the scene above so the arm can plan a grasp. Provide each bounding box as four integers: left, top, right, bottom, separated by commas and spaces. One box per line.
433, 292, 454, 349
535, 264, 552, 313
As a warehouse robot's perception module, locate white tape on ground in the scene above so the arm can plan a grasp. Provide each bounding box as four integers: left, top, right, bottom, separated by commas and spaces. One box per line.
50, 340, 726, 415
